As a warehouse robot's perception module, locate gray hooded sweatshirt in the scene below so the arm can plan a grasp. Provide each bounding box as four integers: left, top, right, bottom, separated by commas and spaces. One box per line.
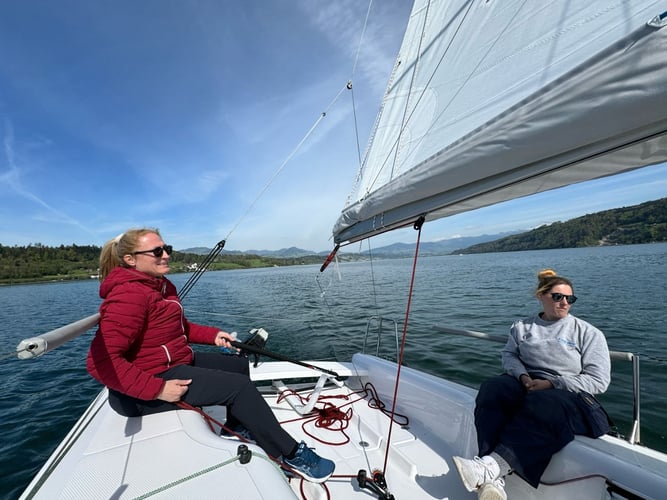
501, 313, 611, 395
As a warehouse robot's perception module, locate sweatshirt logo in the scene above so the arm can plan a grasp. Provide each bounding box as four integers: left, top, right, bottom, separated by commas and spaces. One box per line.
557, 337, 577, 348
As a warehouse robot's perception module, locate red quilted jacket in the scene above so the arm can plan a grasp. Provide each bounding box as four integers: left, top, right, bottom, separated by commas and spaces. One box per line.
86, 266, 219, 400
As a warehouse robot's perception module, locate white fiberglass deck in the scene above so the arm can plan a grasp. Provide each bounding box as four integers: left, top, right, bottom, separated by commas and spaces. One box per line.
20, 354, 667, 499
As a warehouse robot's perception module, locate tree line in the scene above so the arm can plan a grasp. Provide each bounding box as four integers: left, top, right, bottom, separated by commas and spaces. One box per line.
0, 244, 323, 285
455, 197, 667, 254
2, 197, 665, 284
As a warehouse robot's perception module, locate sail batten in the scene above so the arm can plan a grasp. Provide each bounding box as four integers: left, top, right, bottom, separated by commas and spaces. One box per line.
333, 0, 667, 244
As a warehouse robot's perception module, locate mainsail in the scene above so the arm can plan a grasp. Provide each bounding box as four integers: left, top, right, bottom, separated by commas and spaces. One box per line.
333, 0, 667, 244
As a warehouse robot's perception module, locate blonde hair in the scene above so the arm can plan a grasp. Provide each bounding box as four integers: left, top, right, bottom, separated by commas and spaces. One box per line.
99, 228, 160, 281
535, 268, 574, 296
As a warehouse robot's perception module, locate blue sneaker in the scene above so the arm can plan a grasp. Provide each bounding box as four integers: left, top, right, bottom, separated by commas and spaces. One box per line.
220, 424, 255, 444
283, 441, 335, 483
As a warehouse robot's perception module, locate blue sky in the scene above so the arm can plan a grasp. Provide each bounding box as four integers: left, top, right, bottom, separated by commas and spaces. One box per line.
1, 1, 665, 253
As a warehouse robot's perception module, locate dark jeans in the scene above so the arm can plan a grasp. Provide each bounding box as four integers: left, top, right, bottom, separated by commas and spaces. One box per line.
108, 352, 296, 458
475, 374, 590, 488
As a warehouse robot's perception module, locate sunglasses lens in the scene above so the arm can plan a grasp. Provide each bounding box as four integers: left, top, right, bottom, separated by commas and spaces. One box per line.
151, 245, 173, 257
134, 245, 172, 257
551, 293, 577, 304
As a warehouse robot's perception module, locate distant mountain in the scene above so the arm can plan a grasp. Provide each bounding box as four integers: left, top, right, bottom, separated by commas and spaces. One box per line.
180, 246, 320, 258
180, 197, 667, 259
245, 246, 323, 258
180, 233, 519, 259
356, 233, 522, 257
180, 246, 213, 255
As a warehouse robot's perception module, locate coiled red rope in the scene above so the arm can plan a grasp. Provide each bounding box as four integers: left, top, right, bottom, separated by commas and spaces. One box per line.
277, 382, 409, 447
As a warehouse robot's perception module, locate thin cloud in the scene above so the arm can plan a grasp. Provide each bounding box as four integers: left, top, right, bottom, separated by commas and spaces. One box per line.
2, 119, 96, 236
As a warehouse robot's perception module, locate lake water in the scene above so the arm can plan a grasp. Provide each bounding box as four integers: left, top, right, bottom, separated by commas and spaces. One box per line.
1, 243, 665, 499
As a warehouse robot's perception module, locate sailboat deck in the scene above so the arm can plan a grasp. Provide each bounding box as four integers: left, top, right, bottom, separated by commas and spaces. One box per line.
20, 356, 667, 499
251, 379, 473, 499
191, 359, 476, 499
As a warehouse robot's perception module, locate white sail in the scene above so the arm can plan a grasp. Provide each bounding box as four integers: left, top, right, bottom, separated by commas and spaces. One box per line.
333, 0, 667, 244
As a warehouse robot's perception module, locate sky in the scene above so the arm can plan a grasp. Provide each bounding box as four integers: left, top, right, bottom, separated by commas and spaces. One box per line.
1, 1, 665, 254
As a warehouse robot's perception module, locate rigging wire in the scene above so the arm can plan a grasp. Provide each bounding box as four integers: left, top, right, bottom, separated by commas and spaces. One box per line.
178, 239, 226, 299
314, 0, 377, 349
347, 0, 374, 169
181, 80, 349, 299
350, 0, 373, 79
222, 85, 348, 245
343, 43, 401, 210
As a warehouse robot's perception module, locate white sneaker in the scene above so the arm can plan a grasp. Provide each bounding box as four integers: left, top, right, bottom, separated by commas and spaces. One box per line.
479, 478, 507, 500
453, 455, 501, 492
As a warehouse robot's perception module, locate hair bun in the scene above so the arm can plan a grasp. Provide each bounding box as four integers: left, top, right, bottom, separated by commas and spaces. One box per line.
537, 269, 557, 280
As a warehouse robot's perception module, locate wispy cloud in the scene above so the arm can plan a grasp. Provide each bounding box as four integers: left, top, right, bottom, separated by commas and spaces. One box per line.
300, 1, 406, 94
2, 119, 96, 236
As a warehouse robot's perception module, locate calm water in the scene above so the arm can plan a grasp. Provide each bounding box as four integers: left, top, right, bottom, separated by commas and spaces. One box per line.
1, 244, 665, 499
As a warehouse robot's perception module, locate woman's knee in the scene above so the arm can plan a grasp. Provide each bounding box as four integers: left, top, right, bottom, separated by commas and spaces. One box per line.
476, 374, 523, 406
522, 390, 576, 424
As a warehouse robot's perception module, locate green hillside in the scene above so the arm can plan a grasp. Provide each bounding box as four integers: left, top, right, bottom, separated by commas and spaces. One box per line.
0, 245, 322, 285
454, 197, 667, 254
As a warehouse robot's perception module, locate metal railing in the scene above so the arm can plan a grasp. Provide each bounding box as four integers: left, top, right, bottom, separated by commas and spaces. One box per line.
18, 314, 642, 445
433, 325, 641, 445
362, 316, 400, 363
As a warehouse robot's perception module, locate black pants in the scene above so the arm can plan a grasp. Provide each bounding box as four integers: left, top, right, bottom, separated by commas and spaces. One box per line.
474, 374, 590, 488
108, 352, 296, 458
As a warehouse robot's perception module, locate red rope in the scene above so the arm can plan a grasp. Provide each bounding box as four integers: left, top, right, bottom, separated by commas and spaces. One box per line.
382, 216, 424, 474
277, 383, 408, 445
176, 376, 411, 497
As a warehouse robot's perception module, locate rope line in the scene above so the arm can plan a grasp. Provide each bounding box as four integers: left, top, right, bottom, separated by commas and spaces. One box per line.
382, 216, 424, 474
132, 455, 244, 499
172, 401, 348, 493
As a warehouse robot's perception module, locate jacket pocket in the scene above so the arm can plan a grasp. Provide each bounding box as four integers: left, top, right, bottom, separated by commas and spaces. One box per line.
576, 391, 613, 438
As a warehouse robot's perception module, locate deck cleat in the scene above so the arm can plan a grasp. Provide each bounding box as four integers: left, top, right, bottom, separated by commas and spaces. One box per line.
357, 469, 395, 500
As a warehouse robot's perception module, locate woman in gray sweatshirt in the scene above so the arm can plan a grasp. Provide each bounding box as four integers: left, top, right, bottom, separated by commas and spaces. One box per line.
453, 269, 611, 500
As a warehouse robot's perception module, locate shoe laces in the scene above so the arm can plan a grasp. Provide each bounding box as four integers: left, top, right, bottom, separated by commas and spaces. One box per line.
473, 456, 500, 484
291, 443, 317, 467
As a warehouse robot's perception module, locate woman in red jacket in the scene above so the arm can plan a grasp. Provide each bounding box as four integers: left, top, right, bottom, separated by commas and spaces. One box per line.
87, 228, 334, 483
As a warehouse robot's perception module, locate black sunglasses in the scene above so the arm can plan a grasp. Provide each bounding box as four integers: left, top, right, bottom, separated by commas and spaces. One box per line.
550, 292, 577, 304
133, 245, 173, 257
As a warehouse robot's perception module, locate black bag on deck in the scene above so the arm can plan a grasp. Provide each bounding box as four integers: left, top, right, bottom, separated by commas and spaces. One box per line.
576, 390, 614, 438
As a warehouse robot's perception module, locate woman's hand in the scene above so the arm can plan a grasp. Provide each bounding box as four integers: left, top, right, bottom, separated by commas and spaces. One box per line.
157, 379, 192, 402
214, 331, 238, 349
520, 374, 553, 392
